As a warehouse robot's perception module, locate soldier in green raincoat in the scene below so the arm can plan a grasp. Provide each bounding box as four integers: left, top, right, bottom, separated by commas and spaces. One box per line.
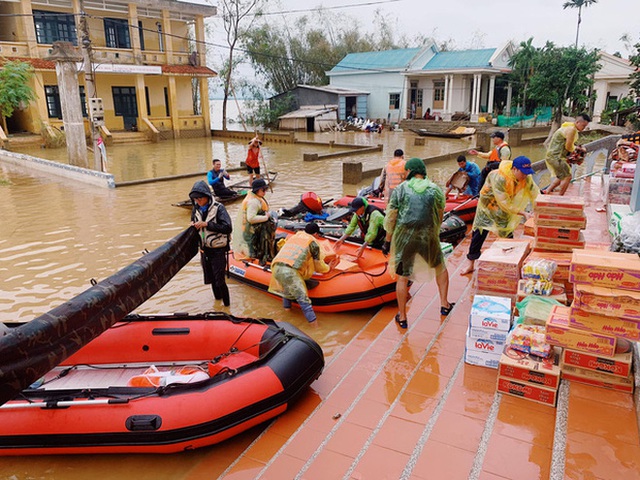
383, 157, 454, 329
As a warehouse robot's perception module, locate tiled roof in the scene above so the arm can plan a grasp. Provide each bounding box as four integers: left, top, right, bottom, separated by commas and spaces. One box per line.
422, 48, 497, 70
3, 57, 55, 70
331, 48, 422, 72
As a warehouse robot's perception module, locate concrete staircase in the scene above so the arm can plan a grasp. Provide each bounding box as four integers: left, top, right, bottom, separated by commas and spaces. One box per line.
213, 181, 640, 480
5, 133, 43, 148
110, 131, 151, 145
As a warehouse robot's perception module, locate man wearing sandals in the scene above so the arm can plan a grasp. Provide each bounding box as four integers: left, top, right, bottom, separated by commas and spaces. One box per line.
383, 158, 454, 329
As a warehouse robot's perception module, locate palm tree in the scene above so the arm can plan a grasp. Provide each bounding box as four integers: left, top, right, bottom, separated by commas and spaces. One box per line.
563, 0, 598, 48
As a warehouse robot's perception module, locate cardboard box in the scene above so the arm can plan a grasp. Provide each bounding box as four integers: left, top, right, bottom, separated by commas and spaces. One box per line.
573, 284, 640, 321
561, 365, 634, 394
524, 217, 536, 237
499, 346, 562, 389
545, 306, 617, 357
476, 274, 519, 295
570, 249, 640, 291
535, 213, 587, 229
534, 225, 583, 241
534, 233, 585, 253
468, 326, 509, 343
569, 306, 640, 342
561, 348, 633, 378
534, 195, 585, 216
517, 280, 567, 305
496, 377, 558, 406
476, 240, 531, 278
469, 295, 512, 331
466, 328, 507, 355
464, 349, 501, 369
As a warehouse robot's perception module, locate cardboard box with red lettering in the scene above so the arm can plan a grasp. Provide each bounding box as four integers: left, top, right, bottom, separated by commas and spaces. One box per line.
499, 346, 562, 389
476, 240, 531, 278
534, 213, 587, 229
534, 195, 585, 216
465, 327, 505, 369
568, 306, 640, 342
496, 377, 558, 406
570, 249, 640, 292
573, 284, 640, 321
545, 306, 617, 357
561, 365, 634, 394
534, 233, 585, 253
534, 225, 582, 241
561, 348, 633, 379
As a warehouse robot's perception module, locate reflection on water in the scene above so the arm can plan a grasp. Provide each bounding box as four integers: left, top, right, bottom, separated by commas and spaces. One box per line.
0, 131, 546, 477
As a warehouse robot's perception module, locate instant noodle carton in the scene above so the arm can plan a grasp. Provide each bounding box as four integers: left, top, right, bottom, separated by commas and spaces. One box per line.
476, 240, 531, 278
534, 213, 587, 229
496, 377, 558, 407
573, 284, 640, 321
469, 295, 512, 331
545, 306, 617, 357
534, 195, 585, 216
475, 275, 519, 295
560, 365, 634, 394
569, 306, 640, 342
570, 250, 640, 291
524, 217, 536, 237
499, 346, 562, 389
534, 225, 582, 241
533, 233, 585, 253
561, 348, 633, 379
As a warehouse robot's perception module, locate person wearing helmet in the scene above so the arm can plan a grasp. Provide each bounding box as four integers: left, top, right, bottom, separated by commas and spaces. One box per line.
233, 178, 276, 265
334, 196, 386, 259
189, 180, 233, 306
268, 222, 336, 323
383, 158, 454, 328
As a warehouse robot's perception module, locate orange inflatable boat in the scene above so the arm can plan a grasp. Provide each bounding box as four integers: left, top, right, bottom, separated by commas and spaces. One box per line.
228, 229, 396, 312
0, 312, 324, 455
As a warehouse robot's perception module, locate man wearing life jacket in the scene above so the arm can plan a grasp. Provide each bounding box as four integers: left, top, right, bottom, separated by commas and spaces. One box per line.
207, 158, 236, 199
279, 192, 325, 219
376, 149, 406, 199
542, 113, 590, 195
189, 180, 233, 307
233, 178, 276, 265
469, 131, 511, 189
245, 136, 262, 185
334, 196, 386, 259
268, 222, 336, 323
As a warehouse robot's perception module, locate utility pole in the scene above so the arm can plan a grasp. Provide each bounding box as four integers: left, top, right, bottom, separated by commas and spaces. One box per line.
77, 2, 102, 171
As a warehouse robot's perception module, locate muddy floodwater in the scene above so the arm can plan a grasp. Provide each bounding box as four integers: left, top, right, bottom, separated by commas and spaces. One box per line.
0, 131, 547, 478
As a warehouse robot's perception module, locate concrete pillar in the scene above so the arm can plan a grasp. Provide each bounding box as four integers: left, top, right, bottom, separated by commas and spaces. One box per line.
20, 2, 38, 57
592, 79, 609, 124
168, 76, 180, 138
506, 82, 513, 114
471, 75, 478, 115
135, 74, 147, 127
402, 77, 410, 121
476, 75, 483, 114
129, 4, 142, 61
33, 73, 49, 130
443, 75, 450, 113
488, 75, 496, 114
199, 78, 211, 136
162, 10, 173, 63
195, 15, 206, 66
48, 42, 88, 168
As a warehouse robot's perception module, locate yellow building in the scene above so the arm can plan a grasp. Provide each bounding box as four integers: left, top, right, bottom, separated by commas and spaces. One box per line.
0, 0, 216, 141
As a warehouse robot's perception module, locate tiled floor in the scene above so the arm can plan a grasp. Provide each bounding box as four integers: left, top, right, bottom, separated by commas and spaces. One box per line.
221, 177, 640, 479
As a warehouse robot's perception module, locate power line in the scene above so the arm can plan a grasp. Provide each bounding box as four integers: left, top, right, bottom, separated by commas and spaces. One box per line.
254, 0, 402, 16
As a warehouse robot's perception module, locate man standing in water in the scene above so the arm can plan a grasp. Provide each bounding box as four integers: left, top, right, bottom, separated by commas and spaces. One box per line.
383, 158, 454, 329
542, 113, 590, 195
189, 180, 233, 307
245, 136, 262, 185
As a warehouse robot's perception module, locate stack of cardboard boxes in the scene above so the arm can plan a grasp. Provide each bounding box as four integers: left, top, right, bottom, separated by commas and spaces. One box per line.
475, 240, 531, 302
533, 195, 586, 253
545, 249, 640, 394
465, 295, 512, 369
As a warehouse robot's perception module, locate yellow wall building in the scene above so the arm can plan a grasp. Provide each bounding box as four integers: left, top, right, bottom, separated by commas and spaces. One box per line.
0, 0, 217, 141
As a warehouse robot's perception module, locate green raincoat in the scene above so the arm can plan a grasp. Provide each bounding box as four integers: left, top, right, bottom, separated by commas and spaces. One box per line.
545, 122, 578, 180
383, 177, 446, 282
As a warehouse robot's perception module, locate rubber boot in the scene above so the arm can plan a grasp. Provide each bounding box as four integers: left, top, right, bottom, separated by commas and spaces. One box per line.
299, 302, 317, 323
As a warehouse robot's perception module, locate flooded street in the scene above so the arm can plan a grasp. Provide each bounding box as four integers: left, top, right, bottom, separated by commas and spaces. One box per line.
0, 131, 546, 478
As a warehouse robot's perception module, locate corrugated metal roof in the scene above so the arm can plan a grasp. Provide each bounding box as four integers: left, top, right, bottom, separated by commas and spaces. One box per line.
296, 85, 369, 95
331, 48, 422, 72
422, 49, 496, 70
279, 107, 337, 119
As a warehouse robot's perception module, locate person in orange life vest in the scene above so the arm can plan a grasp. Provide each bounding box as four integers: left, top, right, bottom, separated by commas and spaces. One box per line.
268, 222, 337, 323
233, 178, 276, 265
334, 196, 386, 259
469, 131, 511, 189
246, 136, 262, 185
189, 180, 233, 307
376, 149, 407, 199
279, 192, 325, 218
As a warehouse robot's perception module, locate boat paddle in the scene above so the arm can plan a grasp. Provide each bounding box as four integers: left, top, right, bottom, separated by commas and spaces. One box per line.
254, 126, 273, 193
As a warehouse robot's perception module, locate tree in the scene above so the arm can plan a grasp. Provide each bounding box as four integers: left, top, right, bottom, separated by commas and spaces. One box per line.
508, 37, 538, 115
525, 43, 600, 124
0, 60, 36, 133
562, 0, 598, 48
215, 0, 264, 131
629, 38, 640, 98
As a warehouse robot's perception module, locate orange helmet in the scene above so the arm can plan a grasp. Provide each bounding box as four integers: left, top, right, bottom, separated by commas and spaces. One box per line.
301, 192, 323, 213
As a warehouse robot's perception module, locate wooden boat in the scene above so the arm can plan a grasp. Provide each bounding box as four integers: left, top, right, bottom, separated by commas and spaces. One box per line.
228, 228, 396, 312
410, 127, 476, 139
173, 172, 278, 209
0, 312, 324, 455
333, 193, 478, 224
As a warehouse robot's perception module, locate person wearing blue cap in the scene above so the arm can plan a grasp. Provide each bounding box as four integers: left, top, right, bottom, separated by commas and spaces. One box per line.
461, 156, 539, 275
